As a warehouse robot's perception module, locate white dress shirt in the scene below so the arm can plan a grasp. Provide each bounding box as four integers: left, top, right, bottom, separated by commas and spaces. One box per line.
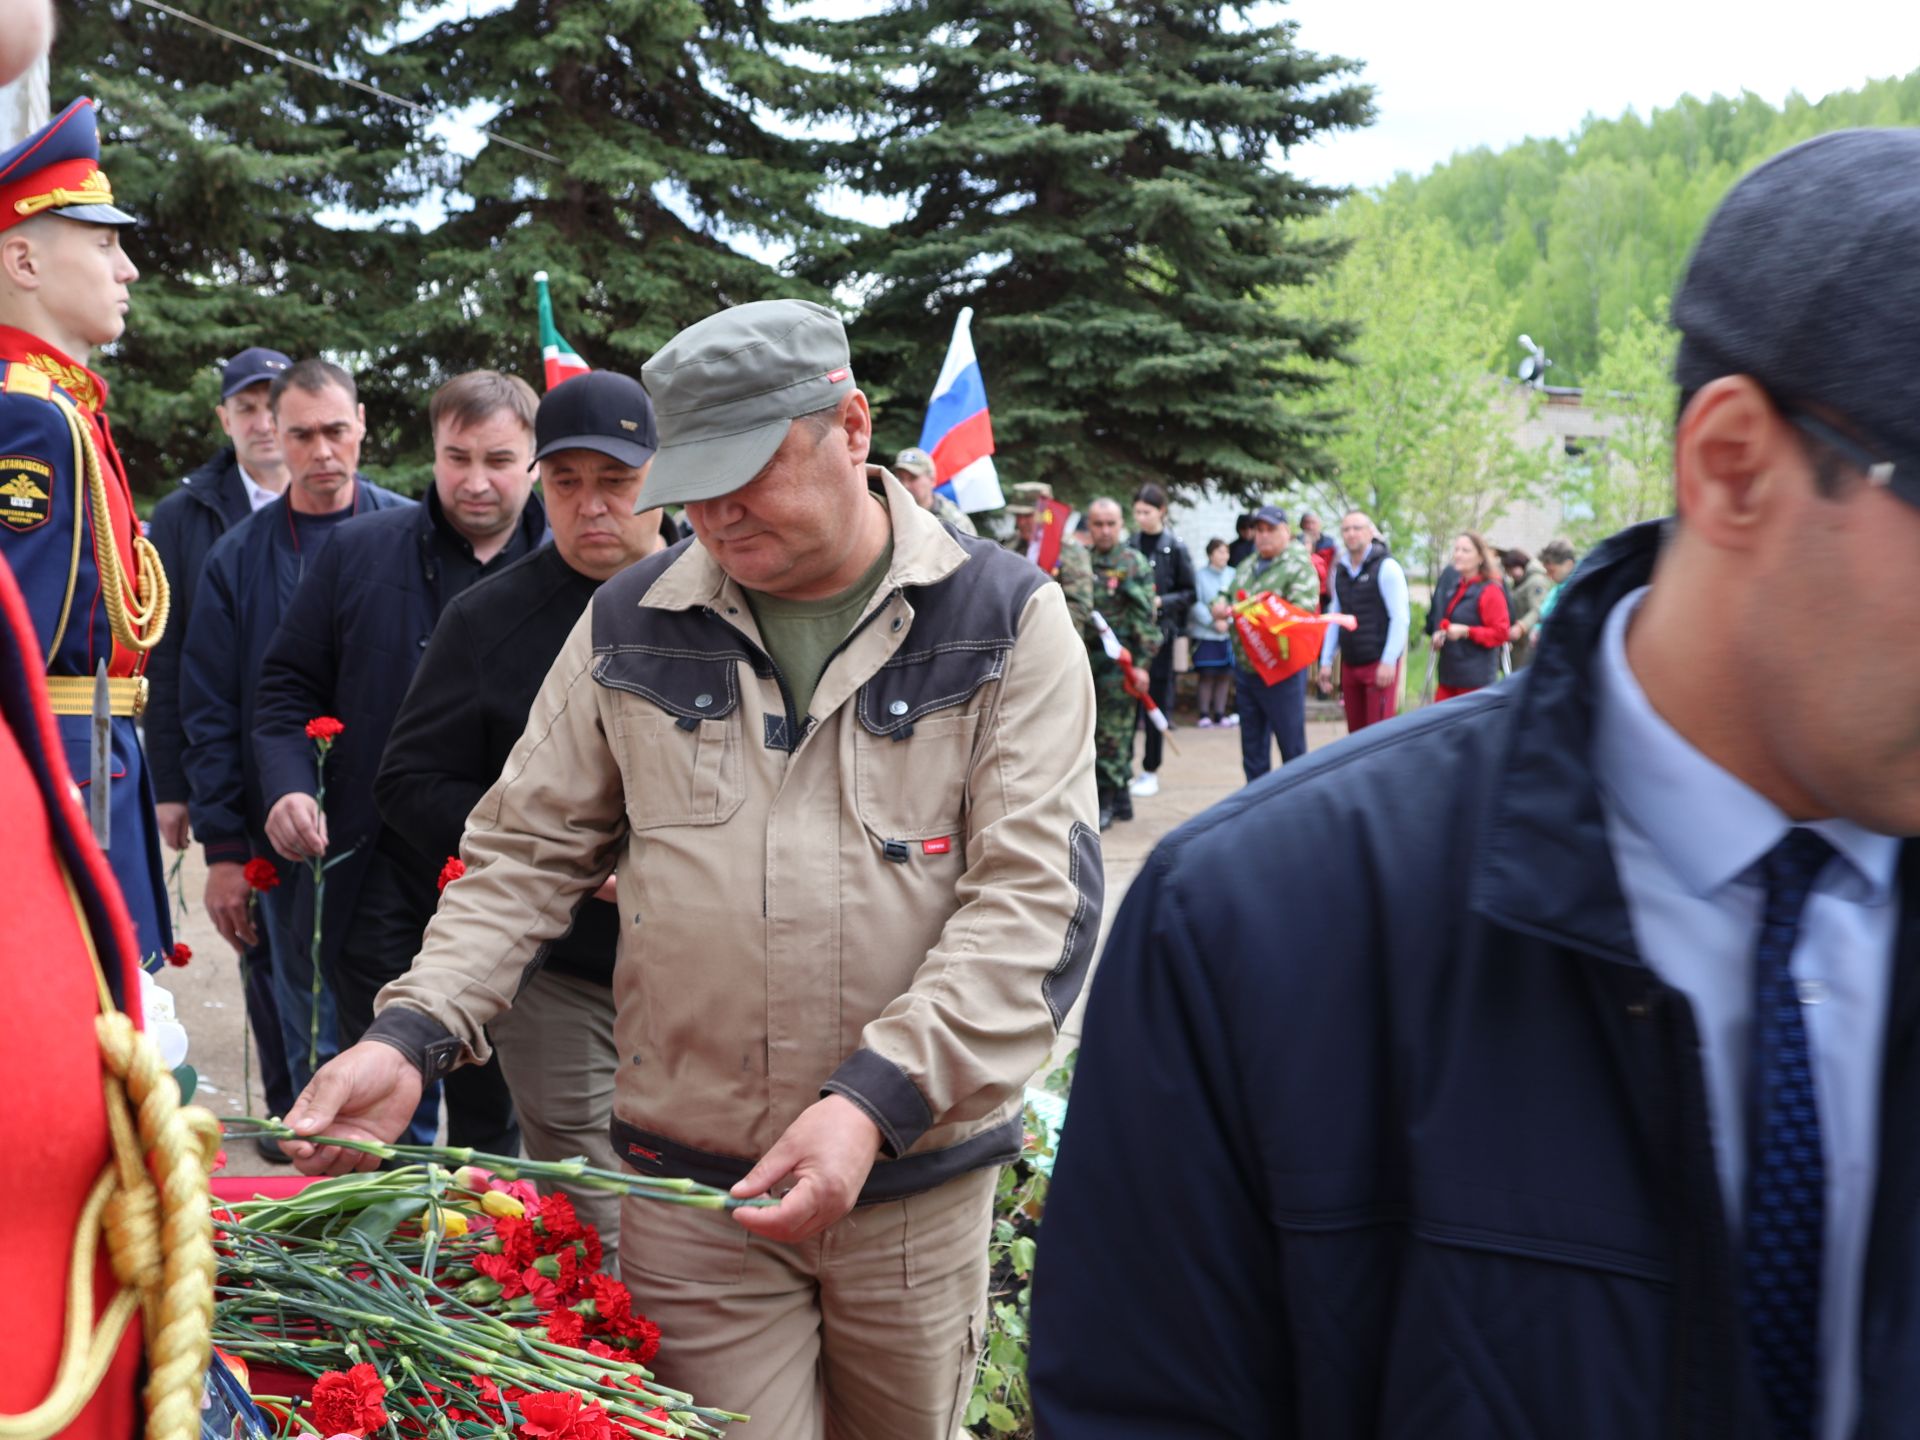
238, 463, 282, 512
1592, 587, 1900, 1440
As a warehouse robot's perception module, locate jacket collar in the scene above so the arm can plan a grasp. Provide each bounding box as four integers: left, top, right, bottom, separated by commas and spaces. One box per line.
0, 323, 107, 411
1472, 521, 1664, 964
420, 484, 549, 556
182, 446, 251, 522
640, 465, 968, 614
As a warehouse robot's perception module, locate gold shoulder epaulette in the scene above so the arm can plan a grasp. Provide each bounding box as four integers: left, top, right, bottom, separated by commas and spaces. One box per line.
2, 363, 55, 401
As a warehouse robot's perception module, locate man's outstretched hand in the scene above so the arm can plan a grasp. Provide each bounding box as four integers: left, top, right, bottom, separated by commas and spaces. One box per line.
730, 1094, 883, 1244
284, 1040, 425, 1175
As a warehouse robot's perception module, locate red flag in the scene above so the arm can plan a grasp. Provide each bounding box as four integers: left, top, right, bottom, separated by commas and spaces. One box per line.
1028, 497, 1073, 573
1232, 591, 1355, 685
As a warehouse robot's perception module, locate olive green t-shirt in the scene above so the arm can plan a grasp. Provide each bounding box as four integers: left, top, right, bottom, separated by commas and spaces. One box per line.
745, 536, 894, 720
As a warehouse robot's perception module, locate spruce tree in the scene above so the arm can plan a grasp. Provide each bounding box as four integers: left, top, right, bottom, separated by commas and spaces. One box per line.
388, 0, 847, 415
53, 0, 426, 496
808, 0, 1373, 503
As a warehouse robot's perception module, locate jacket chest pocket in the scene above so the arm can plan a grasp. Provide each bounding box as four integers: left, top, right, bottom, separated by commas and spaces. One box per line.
853, 643, 1004, 842
595, 648, 746, 830
615, 711, 743, 829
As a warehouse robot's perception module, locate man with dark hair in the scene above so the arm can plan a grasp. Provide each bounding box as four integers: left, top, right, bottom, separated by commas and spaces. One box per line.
183, 357, 407, 1112
375, 371, 674, 1262
285, 299, 1098, 1439
1035, 129, 1920, 1440
1227, 511, 1256, 566
254, 368, 545, 1153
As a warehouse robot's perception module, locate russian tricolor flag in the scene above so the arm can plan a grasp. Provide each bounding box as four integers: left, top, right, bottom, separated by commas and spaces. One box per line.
918, 307, 1004, 514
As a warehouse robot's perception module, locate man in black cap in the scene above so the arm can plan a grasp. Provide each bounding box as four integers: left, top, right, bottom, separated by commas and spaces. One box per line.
1035, 128, 1920, 1439
374, 371, 674, 1264
289, 298, 1099, 1439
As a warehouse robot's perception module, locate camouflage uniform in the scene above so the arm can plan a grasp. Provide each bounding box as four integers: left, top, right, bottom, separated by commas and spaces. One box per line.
1223, 542, 1322, 780
931, 492, 979, 536
1223, 544, 1321, 669
1087, 542, 1161, 814
1004, 527, 1094, 639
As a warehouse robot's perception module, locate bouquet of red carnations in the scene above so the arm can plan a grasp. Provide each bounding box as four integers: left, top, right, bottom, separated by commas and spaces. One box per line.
210, 1165, 745, 1438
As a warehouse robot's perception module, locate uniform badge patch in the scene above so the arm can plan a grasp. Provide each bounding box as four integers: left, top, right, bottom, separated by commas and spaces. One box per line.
0, 456, 53, 534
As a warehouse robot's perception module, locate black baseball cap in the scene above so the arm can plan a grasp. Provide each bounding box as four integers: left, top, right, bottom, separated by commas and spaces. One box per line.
531, 370, 658, 469
1673, 127, 1920, 505
220, 347, 292, 399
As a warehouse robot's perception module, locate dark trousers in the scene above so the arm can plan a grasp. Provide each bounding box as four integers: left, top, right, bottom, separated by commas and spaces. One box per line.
1139, 634, 1178, 772
1236, 666, 1307, 783
240, 938, 296, 1117
334, 944, 522, 1155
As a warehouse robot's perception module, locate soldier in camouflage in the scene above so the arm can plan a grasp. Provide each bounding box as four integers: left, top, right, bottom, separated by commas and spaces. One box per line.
892, 447, 979, 535
1212, 504, 1320, 783
1002, 480, 1094, 640
1085, 497, 1160, 829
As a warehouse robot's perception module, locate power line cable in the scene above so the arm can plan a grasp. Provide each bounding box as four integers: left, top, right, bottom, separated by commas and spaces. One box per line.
123, 0, 560, 166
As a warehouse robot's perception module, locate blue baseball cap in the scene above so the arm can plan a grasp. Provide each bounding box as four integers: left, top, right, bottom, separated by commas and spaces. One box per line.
1252, 505, 1287, 527
0, 98, 136, 233
220, 347, 293, 399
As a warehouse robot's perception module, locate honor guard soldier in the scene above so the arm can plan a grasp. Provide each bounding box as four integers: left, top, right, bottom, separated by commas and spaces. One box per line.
0, 97, 172, 959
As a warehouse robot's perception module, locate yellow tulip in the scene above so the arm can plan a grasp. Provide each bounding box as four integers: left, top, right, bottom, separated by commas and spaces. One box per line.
480, 1190, 525, 1220
433, 1208, 470, 1238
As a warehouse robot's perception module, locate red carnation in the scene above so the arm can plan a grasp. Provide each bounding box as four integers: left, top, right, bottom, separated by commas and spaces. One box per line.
618, 1312, 663, 1365
310, 1363, 388, 1436
492, 1215, 537, 1269
516, 1391, 613, 1440
437, 856, 466, 891
542, 1307, 586, 1347
305, 715, 345, 742
532, 1193, 584, 1249
242, 857, 279, 891
577, 1272, 633, 1330
474, 1251, 530, 1299
165, 942, 192, 967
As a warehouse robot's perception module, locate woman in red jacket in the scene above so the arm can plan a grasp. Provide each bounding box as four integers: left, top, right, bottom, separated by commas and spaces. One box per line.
1429, 531, 1510, 702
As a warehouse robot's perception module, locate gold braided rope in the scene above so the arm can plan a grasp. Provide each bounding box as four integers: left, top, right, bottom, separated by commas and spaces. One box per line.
0, 875, 218, 1440
47, 390, 169, 655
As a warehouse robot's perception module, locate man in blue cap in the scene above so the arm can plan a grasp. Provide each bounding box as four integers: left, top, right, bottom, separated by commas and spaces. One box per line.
0, 95, 174, 962
147, 346, 297, 1132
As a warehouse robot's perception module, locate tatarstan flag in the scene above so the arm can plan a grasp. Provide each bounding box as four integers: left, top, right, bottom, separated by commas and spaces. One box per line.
534, 271, 589, 390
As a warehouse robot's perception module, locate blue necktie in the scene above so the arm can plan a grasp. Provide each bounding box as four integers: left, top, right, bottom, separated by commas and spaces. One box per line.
1743, 827, 1834, 1440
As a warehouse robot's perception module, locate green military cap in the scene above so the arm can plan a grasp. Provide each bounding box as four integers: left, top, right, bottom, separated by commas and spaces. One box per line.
639, 299, 855, 510
1004, 480, 1054, 516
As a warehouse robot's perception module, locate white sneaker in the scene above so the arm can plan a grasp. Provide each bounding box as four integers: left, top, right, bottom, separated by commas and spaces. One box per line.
1223, 713, 1241, 727
1130, 771, 1160, 798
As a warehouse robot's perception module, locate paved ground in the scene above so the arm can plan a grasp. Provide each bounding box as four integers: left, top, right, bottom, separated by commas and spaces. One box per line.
166, 705, 1353, 1175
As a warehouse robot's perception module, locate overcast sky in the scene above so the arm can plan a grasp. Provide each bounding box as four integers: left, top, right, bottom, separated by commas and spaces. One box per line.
1279, 0, 1920, 191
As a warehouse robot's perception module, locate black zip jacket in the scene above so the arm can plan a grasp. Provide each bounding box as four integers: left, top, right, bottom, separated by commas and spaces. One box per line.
1032, 520, 1920, 1438
373, 525, 677, 989
252, 487, 547, 989
145, 448, 254, 804
1131, 527, 1196, 636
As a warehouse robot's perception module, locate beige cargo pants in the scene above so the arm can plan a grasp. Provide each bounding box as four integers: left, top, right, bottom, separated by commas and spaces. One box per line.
619, 1165, 997, 1439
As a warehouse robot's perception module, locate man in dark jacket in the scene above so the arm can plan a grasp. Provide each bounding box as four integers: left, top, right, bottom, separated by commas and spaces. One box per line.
147, 347, 291, 849
182, 358, 406, 1101
254, 368, 546, 1152
1033, 130, 1920, 1440
375, 371, 673, 1262
147, 347, 295, 1128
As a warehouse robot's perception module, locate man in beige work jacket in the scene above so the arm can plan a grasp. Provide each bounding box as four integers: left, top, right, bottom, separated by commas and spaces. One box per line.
284, 298, 1102, 1438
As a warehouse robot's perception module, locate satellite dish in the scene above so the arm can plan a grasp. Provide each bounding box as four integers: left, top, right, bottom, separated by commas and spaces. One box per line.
1518, 356, 1539, 383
